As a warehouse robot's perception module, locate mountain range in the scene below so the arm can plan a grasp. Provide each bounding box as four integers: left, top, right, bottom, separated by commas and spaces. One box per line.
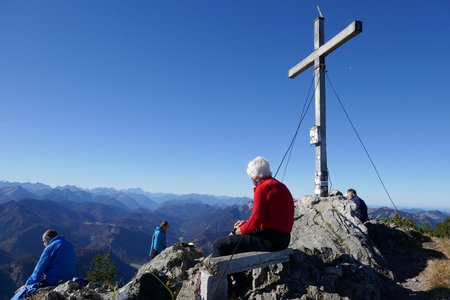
0, 180, 448, 299
0, 180, 251, 210
368, 206, 448, 228
0, 193, 251, 299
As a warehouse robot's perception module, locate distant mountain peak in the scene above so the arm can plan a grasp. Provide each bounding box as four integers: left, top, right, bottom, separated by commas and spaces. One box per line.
3, 185, 27, 192
0, 180, 52, 192
89, 187, 118, 194
369, 207, 448, 228
55, 185, 84, 192
122, 188, 146, 195
0, 185, 38, 203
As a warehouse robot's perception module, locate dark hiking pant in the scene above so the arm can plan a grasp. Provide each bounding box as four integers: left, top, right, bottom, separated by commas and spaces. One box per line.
211, 229, 290, 257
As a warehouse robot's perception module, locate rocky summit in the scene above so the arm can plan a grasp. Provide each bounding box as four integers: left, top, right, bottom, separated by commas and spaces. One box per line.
30, 194, 449, 300
26, 280, 115, 300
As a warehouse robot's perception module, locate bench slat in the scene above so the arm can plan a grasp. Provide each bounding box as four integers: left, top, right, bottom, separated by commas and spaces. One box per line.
205, 248, 294, 275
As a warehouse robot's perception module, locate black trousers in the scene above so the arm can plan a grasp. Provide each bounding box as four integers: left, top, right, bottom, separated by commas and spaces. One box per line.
212, 229, 290, 257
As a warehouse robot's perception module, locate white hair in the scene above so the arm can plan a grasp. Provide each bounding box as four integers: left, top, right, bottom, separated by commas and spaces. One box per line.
246, 156, 272, 180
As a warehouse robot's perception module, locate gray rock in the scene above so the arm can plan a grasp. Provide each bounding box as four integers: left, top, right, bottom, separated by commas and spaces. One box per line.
247, 283, 289, 300
240, 196, 391, 300
53, 280, 81, 293
30, 281, 113, 300
114, 243, 204, 300
290, 195, 386, 269
137, 243, 203, 281
329, 189, 343, 197
41, 291, 65, 300
86, 282, 99, 290
176, 273, 201, 300
252, 263, 283, 291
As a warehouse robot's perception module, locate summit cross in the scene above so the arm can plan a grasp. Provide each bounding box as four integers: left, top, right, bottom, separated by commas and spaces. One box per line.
288, 17, 362, 197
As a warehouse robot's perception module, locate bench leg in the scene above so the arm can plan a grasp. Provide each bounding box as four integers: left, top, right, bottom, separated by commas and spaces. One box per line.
200, 270, 227, 300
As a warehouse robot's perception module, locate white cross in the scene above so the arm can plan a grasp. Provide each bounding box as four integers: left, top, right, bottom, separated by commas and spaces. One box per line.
288, 17, 362, 196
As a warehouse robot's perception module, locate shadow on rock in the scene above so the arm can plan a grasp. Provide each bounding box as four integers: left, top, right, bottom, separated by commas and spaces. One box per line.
366, 222, 445, 282
382, 281, 450, 300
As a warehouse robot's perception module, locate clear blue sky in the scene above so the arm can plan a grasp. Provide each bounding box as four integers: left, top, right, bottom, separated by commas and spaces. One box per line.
1, 1, 449, 209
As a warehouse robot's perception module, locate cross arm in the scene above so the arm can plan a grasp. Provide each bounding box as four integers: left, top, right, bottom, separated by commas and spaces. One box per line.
288, 20, 362, 78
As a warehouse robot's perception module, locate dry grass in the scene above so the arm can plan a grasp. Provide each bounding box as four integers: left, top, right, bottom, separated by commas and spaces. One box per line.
433, 237, 450, 258
423, 237, 450, 290
27, 293, 43, 300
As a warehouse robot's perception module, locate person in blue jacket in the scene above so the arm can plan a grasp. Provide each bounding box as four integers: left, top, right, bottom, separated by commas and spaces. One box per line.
150, 221, 169, 258
347, 188, 369, 223
16, 229, 75, 293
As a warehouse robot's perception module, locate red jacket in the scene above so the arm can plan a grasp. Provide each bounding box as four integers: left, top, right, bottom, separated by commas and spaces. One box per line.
240, 177, 294, 234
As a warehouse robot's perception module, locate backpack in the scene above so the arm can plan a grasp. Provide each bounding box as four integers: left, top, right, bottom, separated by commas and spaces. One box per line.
113, 270, 178, 300
137, 272, 175, 300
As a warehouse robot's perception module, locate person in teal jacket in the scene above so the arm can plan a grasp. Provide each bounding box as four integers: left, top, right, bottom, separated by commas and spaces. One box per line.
149, 221, 169, 258
26, 229, 75, 286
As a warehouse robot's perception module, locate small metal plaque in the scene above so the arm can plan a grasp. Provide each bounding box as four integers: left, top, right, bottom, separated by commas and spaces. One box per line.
310, 126, 321, 145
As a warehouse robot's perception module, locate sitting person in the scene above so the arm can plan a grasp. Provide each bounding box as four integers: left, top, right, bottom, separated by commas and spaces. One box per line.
212, 157, 294, 257
346, 188, 369, 223
14, 229, 75, 296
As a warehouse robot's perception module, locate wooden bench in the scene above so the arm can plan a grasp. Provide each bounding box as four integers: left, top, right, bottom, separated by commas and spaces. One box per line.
200, 248, 294, 300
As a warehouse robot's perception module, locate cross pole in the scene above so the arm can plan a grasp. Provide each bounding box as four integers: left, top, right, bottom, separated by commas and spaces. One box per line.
288, 17, 362, 197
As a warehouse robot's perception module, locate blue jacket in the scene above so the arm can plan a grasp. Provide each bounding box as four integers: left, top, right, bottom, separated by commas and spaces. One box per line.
151, 226, 166, 253
352, 196, 369, 223
26, 235, 75, 286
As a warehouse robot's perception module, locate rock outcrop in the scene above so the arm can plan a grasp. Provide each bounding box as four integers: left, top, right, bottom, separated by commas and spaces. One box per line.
290, 194, 388, 270
29, 280, 114, 299
137, 243, 204, 281
135, 243, 204, 299
235, 194, 393, 299
239, 195, 446, 299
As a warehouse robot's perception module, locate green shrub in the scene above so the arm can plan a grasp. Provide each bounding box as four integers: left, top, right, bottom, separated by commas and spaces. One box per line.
384, 214, 450, 238
379, 217, 389, 224
432, 217, 450, 238
420, 223, 433, 235
87, 253, 116, 286
389, 213, 419, 230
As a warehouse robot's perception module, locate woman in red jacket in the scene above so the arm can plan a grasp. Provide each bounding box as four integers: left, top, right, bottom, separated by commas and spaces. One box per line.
212, 157, 294, 257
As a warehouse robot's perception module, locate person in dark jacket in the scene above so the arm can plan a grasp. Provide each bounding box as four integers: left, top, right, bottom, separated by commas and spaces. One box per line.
15, 229, 75, 293
212, 157, 294, 257
347, 188, 369, 223
149, 221, 169, 258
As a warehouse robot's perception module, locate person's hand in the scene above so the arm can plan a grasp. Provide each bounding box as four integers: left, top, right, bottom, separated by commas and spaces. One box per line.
234, 220, 245, 228
229, 222, 244, 235
15, 285, 25, 293
229, 227, 242, 235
